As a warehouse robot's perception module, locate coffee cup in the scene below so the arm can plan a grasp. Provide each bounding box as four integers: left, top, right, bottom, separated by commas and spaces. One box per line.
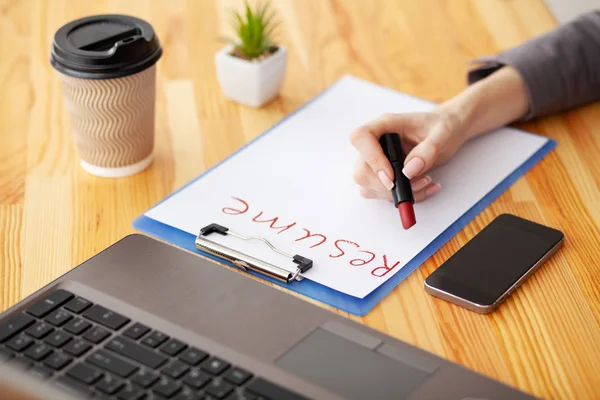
50, 14, 162, 178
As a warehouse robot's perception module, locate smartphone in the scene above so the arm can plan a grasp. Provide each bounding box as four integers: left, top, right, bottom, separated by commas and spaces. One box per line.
424, 214, 564, 314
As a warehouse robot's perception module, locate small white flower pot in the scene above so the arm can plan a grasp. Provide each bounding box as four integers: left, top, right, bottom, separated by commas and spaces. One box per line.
215, 45, 287, 108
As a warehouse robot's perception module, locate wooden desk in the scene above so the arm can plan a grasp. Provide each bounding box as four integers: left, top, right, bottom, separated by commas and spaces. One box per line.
1, 0, 599, 398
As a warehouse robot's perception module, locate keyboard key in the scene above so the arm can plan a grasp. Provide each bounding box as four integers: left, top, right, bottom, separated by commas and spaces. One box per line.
205, 378, 234, 399
87, 350, 138, 378
153, 376, 181, 398
162, 359, 190, 379
9, 354, 33, 369
83, 325, 111, 344
44, 309, 73, 327
28, 365, 54, 380
161, 338, 187, 356
67, 362, 104, 384
25, 321, 54, 339
63, 338, 92, 357
63, 317, 92, 335
223, 367, 253, 386
26, 290, 73, 318
182, 368, 211, 389
63, 297, 92, 314
201, 357, 230, 376
83, 305, 130, 330
179, 347, 208, 366
44, 330, 73, 347
246, 377, 309, 400
54, 375, 94, 397
123, 322, 150, 340
117, 384, 147, 400
131, 368, 160, 388
225, 389, 257, 400
6, 334, 34, 352
106, 336, 168, 369
141, 330, 169, 348
0, 313, 35, 343
174, 387, 203, 400
24, 342, 53, 361
43, 352, 72, 370
95, 374, 125, 395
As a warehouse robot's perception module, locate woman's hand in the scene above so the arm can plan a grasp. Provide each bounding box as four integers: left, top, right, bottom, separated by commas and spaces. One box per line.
350, 110, 467, 202
350, 67, 529, 203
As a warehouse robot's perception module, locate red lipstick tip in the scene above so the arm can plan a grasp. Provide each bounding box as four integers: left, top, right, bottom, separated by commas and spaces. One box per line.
398, 202, 416, 230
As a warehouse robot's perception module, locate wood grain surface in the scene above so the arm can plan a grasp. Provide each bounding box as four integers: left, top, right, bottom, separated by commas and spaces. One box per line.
1, 0, 600, 398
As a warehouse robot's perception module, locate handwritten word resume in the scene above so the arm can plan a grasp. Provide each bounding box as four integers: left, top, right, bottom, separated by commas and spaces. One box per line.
145, 76, 550, 298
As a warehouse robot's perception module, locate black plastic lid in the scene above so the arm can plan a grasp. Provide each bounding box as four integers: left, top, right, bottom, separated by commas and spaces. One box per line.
50, 14, 162, 79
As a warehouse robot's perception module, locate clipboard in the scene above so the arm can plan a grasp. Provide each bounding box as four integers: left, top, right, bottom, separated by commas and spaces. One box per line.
196, 223, 313, 283
133, 77, 557, 316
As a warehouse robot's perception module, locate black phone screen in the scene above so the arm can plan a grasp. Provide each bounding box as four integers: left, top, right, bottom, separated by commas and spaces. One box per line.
426, 214, 564, 306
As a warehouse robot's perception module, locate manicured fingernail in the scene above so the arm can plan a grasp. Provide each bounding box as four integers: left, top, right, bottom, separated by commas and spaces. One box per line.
402, 157, 425, 179
377, 170, 394, 190
425, 183, 442, 196
411, 176, 431, 192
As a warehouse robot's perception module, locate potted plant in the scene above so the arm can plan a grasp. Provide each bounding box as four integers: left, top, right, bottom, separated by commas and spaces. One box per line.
216, 1, 286, 108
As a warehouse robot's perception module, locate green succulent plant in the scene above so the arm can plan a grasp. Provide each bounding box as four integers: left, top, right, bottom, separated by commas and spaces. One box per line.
225, 1, 279, 60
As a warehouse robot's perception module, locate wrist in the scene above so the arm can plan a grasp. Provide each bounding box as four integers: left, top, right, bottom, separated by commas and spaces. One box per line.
438, 66, 529, 141
440, 84, 484, 141
436, 90, 479, 142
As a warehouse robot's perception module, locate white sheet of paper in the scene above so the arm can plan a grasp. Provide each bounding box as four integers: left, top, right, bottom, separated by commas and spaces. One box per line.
145, 75, 549, 299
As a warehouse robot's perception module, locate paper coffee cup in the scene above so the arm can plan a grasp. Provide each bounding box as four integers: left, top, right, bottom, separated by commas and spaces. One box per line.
50, 15, 162, 178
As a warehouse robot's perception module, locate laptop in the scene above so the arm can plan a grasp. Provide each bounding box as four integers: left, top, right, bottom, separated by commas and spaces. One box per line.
0, 234, 535, 400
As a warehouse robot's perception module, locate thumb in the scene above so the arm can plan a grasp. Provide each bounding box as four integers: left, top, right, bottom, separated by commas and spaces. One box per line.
402, 137, 441, 179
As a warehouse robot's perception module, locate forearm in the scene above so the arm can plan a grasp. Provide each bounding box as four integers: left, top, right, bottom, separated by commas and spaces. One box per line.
437, 10, 600, 140
467, 11, 600, 121
438, 66, 529, 140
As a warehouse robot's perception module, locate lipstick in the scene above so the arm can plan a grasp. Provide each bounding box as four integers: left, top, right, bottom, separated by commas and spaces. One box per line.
379, 133, 416, 229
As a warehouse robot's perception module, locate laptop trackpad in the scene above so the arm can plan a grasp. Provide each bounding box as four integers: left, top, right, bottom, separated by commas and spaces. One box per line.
276, 328, 430, 400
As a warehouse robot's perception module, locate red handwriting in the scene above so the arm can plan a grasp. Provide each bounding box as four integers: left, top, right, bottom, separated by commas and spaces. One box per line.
221, 196, 401, 278
370, 255, 400, 277
252, 212, 297, 234
351, 250, 376, 266
222, 197, 249, 215
295, 229, 327, 248
329, 240, 359, 258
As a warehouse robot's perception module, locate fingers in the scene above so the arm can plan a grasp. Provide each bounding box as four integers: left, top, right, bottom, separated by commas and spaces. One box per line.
411, 175, 432, 192
351, 112, 447, 203
402, 137, 439, 179
354, 158, 433, 192
359, 182, 441, 202
402, 117, 451, 179
350, 128, 394, 190
360, 187, 393, 201
413, 183, 442, 202
356, 162, 441, 202
350, 113, 417, 190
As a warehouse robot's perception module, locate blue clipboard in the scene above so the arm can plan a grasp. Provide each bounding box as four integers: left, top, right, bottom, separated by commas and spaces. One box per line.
133, 79, 556, 316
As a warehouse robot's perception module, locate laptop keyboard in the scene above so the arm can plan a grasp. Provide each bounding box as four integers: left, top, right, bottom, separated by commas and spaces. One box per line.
0, 289, 307, 400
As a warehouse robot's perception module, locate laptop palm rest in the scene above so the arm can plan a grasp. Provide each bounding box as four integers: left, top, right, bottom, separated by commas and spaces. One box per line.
276, 323, 435, 400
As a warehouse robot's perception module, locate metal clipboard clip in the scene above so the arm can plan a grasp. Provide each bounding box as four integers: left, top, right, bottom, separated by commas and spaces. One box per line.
195, 223, 313, 283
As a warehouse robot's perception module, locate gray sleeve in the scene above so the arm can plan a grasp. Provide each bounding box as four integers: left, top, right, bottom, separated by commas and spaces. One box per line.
467, 11, 600, 121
